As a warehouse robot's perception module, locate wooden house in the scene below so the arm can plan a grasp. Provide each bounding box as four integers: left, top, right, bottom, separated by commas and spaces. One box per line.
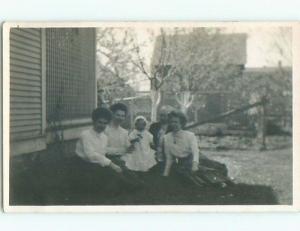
9, 28, 97, 155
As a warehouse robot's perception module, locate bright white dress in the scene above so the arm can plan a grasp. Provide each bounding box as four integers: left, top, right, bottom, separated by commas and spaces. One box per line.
123, 129, 157, 172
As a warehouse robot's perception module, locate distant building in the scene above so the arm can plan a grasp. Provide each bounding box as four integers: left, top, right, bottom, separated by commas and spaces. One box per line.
10, 28, 97, 155
150, 31, 292, 133
151, 32, 247, 68
151, 31, 247, 122
242, 65, 292, 131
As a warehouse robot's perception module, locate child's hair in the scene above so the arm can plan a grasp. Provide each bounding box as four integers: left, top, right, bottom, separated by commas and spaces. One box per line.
168, 110, 187, 127
91, 107, 112, 122
134, 115, 147, 124
110, 103, 128, 115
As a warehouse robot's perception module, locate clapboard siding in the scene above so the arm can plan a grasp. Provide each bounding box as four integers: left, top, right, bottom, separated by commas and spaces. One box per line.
10, 71, 42, 82
11, 58, 41, 70
10, 84, 41, 92
10, 52, 41, 64
11, 29, 41, 43
11, 65, 41, 76
11, 119, 42, 127
11, 131, 42, 141
11, 46, 41, 59
19, 28, 40, 37
10, 28, 43, 141
11, 96, 41, 103
11, 130, 42, 140
11, 124, 41, 132
12, 90, 41, 98
10, 39, 41, 54
10, 78, 41, 87
10, 108, 41, 115
11, 103, 41, 109
11, 114, 41, 121
10, 34, 41, 49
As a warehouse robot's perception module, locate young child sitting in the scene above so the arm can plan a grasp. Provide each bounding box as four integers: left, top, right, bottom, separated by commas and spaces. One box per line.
123, 116, 157, 172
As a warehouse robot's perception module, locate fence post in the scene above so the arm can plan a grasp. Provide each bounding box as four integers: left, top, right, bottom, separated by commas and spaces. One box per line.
262, 100, 266, 150
258, 96, 267, 151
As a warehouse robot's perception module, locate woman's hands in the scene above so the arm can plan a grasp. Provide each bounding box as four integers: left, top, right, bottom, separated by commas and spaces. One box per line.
109, 162, 122, 173
163, 156, 173, 176
192, 161, 199, 172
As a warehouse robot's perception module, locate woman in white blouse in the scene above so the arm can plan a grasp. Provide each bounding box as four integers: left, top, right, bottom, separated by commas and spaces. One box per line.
163, 111, 199, 177
162, 111, 231, 187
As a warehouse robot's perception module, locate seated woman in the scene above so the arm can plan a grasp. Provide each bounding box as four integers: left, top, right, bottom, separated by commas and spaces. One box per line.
162, 110, 231, 187
104, 103, 145, 185
105, 103, 131, 159
70, 107, 139, 196
123, 116, 157, 172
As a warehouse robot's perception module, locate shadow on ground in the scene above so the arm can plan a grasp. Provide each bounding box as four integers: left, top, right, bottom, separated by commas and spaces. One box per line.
10, 147, 278, 206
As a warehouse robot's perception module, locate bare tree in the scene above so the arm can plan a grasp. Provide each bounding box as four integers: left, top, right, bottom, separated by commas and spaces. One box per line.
265, 27, 292, 67
96, 28, 139, 105
131, 28, 177, 121
155, 28, 246, 114
96, 27, 247, 122
272, 27, 292, 66
96, 28, 176, 121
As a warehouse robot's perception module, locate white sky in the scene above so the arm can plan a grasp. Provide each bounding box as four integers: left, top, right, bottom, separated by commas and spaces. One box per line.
223, 26, 292, 67
132, 26, 292, 67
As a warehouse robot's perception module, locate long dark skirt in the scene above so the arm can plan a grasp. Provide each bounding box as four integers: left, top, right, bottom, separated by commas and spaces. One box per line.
169, 154, 232, 187
67, 155, 142, 196
106, 155, 146, 186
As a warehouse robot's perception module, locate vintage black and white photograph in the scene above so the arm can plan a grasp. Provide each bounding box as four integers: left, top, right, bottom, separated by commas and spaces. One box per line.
2, 22, 298, 212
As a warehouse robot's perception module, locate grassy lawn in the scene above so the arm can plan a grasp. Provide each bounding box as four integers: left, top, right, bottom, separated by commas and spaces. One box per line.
204, 147, 293, 204
10, 136, 292, 205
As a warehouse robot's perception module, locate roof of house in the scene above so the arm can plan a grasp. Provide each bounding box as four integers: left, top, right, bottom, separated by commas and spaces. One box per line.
243, 66, 292, 75
242, 66, 292, 94
151, 32, 247, 67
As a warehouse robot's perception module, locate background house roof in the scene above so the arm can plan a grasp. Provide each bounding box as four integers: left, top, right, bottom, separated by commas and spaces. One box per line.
151, 32, 247, 67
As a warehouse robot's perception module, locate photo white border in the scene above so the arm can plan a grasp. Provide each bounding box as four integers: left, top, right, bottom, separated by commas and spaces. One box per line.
2, 21, 300, 213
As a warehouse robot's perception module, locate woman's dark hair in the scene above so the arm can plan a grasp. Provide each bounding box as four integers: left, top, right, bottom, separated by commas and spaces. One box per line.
109, 103, 128, 114
168, 110, 187, 127
92, 107, 112, 122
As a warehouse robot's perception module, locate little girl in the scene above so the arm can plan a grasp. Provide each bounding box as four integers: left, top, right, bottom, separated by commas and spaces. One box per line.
123, 116, 157, 172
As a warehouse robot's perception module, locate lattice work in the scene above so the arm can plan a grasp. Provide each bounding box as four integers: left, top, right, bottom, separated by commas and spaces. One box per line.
46, 28, 96, 122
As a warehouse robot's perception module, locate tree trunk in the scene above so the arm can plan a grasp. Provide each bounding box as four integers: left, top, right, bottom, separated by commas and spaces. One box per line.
175, 91, 194, 114
150, 89, 161, 122
193, 107, 198, 123
180, 105, 188, 114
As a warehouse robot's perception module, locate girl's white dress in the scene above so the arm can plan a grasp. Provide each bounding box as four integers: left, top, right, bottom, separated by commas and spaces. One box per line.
123, 129, 157, 172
